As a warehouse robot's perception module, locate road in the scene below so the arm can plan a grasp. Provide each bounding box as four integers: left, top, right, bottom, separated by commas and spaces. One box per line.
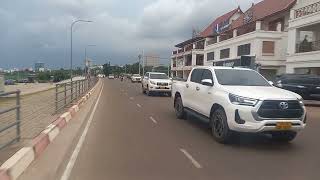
56, 78, 319, 180
19, 79, 320, 180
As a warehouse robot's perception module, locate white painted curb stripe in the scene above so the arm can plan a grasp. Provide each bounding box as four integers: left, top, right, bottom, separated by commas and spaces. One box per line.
61, 112, 72, 123
0, 147, 35, 180
71, 105, 79, 112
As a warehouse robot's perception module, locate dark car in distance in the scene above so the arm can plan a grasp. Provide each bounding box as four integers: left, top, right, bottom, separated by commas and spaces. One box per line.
274, 74, 320, 100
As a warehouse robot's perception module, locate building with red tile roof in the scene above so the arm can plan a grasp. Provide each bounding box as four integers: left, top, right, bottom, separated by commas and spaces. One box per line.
171, 0, 302, 80
201, 7, 242, 37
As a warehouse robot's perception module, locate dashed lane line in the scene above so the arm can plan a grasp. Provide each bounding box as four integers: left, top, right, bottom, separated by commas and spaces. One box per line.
149, 116, 157, 124
180, 148, 202, 169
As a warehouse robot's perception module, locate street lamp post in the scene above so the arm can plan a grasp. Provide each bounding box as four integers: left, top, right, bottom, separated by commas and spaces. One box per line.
70, 19, 92, 82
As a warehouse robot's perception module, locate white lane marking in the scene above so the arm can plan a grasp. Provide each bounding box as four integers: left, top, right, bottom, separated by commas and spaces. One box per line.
149, 116, 157, 124
60, 86, 104, 180
129, 97, 134, 100
137, 104, 142, 108
180, 148, 202, 169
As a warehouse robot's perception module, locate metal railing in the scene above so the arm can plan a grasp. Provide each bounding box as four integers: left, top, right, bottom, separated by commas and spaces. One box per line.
296, 40, 320, 53
295, 1, 320, 19
55, 78, 98, 113
0, 91, 21, 149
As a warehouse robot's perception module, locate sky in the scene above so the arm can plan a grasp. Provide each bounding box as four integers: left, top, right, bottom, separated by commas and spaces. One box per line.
0, 0, 261, 69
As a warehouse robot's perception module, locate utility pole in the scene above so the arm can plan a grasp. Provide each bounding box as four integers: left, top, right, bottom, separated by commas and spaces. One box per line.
142, 50, 145, 76
138, 54, 142, 75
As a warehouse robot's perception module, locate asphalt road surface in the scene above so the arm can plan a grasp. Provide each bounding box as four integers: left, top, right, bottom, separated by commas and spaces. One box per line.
58, 79, 320, 180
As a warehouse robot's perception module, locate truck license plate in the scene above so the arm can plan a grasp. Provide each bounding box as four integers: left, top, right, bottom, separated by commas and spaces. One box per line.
276, 122, 292, 130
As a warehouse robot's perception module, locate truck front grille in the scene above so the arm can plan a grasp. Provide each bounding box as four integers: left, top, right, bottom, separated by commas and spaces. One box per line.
257, 100, 303, 119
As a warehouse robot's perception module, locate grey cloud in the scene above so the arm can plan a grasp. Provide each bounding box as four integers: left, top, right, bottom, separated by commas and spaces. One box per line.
0, 0, 261, 69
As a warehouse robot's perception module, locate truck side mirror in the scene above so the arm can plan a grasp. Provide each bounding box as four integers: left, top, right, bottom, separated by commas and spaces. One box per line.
201, 79, 213, 86
268, 81, 274, 86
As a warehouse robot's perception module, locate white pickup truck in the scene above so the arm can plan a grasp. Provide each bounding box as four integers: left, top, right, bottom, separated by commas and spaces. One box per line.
172, 66, 306, 144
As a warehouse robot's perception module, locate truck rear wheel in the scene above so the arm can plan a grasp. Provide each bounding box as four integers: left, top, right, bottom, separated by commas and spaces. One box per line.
210, 108, 233, 144
271, 131, 297, 142
174, 96, 185, 119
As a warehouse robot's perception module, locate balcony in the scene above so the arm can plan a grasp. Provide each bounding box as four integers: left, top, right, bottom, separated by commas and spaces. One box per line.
296, 40, 320, 53
295, 1, 320, 19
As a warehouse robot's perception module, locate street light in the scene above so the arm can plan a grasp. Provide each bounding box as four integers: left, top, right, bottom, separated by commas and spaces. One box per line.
70, 19, 92, 82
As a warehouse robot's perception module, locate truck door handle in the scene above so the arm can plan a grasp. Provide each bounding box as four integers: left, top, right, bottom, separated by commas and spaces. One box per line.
196, 87, 200, 91
186, 84, 189, 88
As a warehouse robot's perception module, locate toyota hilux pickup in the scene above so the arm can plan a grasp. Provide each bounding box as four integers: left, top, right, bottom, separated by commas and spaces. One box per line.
172, 66, 306, 144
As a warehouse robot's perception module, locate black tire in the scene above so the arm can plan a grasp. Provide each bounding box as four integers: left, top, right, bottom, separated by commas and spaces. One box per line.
142, 85, 146, 94
210, 108, 233, 144
174, 96, 186, 119
271, 131, 297, 142
146, 86, 151, 96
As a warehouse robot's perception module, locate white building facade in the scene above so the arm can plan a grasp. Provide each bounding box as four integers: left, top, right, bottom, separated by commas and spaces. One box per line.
287, 0, 320, 75
171, 0, 320, 80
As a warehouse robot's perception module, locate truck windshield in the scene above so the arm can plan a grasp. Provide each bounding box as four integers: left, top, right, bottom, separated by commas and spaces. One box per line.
215, 69, 271, 86
150, 74, 168, 79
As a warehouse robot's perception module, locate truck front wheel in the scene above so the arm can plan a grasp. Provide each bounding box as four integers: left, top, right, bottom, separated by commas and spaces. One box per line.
174, 96, 185, 119
210, 108, 233, 144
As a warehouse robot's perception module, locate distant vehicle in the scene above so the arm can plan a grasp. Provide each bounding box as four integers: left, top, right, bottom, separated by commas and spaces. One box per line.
274, 74, 320, 100
97, 74, 105, 78
18, 79, 29, 83
172, 66, 306, 143
142, 72, 172, 96
5, 79, 15, 85
131, 74, 142, 83
108, 74, 115, 79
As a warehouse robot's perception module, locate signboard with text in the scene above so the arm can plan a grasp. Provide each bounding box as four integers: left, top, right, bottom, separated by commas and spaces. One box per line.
214, 56, 256, 69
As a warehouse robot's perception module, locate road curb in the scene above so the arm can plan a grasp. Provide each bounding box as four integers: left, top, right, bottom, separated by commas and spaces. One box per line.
0, 80, 101, 180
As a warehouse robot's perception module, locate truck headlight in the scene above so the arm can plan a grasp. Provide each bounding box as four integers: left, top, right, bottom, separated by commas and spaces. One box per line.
229, 94, 258, 106
150, 81, 156, 85
276, 80, 283, 88
298, 98, 304, 106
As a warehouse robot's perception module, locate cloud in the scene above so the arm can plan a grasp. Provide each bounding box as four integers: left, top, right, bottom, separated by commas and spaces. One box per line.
0, 0, 260, 68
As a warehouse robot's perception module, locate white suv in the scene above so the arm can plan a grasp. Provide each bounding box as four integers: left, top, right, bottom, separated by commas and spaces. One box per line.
142, 72, 172, 96
172, 66, 306, 143
131, 74, 142, 83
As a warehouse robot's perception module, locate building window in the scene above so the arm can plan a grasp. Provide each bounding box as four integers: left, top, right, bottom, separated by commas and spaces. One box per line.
262, 41, 275, 55
237, 44, 251, 56
220, 48, 230, 59
207, 52, 214, 61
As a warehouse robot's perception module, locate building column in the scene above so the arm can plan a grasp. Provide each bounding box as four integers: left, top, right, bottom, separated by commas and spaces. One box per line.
256, 21, 262, 30
233, 29, 237, 37
290, 9, 295, 20
192, 53, 196, 66
277, 22, 282, 32
288, 28, 297, 55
